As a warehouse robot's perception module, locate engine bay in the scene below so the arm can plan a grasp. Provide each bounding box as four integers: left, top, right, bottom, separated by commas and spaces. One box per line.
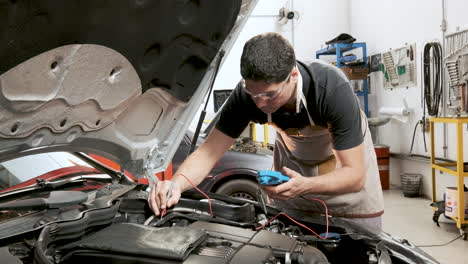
0, 184, 423, 264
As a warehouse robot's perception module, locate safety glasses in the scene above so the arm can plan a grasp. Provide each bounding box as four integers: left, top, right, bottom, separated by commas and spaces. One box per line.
241, 72, 291, 100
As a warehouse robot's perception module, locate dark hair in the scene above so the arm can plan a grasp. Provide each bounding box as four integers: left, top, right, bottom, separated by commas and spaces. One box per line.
240, 32, 296, 83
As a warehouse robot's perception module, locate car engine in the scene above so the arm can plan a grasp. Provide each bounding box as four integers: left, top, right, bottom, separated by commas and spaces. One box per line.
0, 184, 419, 264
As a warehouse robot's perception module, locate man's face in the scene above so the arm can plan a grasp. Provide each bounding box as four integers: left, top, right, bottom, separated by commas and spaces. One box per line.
243, 68, 297, 114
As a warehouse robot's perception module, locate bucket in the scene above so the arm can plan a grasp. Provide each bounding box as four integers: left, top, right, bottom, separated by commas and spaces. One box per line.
374, 144, 389, 190
401, 173, 422, 197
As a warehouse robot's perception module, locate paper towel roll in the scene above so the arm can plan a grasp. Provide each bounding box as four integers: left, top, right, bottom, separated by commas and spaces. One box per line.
379, 107, 411, 123
379, 107, 410, 116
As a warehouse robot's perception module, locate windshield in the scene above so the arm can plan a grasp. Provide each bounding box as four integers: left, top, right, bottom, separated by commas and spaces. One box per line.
0, 152, 96, 192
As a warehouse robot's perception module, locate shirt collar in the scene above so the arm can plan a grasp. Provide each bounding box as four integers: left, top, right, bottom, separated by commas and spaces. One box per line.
295, 66, 303, 114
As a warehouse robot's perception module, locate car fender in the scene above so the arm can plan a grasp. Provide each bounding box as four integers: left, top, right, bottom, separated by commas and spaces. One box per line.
199, 168, 259, 192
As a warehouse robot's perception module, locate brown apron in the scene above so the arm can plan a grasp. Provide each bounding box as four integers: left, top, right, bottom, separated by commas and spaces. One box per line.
269, 85, 384, 219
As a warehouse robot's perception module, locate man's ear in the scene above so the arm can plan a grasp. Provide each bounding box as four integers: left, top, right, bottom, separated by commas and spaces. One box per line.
290, 67, 299, 82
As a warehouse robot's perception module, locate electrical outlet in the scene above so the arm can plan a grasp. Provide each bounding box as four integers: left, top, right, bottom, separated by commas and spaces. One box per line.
422, 118, 430, 133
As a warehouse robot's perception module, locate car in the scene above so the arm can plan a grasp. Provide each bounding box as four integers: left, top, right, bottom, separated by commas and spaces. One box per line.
0, 0, 440, 263
0, 151, 439, 264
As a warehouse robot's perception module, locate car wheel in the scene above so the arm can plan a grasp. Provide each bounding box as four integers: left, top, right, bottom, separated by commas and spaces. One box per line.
215, 179, 260, 201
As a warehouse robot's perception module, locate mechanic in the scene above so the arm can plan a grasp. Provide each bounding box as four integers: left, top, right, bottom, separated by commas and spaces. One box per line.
148, 32, 384, 231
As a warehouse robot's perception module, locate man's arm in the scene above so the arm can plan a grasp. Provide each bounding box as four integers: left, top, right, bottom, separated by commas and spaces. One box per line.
172, 128, 236, 191
307, 142, 366, 193
148, 128, 236, 215
264, 143, 366, 199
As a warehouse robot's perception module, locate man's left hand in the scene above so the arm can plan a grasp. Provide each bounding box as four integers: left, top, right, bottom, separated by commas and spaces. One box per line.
263, 167, 308, 200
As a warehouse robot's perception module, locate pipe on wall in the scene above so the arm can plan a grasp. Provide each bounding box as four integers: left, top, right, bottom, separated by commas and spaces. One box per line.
441, 0, 448, 158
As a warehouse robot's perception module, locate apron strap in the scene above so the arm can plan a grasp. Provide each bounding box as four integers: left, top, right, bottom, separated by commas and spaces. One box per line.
296, 66, 315, 126
300, 90, 315, 126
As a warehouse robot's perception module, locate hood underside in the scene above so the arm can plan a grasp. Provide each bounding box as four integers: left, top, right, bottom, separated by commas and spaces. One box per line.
0, 0, 257, 179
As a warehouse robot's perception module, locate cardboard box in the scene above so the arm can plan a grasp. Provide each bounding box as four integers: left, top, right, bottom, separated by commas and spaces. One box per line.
341, 67, 369, 80
445, 187, 468, 219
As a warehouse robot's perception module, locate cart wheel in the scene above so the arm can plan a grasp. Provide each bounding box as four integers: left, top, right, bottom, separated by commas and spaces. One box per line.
460, 229, 468, 240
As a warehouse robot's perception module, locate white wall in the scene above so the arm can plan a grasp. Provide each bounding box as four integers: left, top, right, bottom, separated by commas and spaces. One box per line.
293, 0, 350, 61
350, 0, 468, 199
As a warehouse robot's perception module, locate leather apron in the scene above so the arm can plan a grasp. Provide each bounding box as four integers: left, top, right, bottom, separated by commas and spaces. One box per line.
269, 76, 384, 219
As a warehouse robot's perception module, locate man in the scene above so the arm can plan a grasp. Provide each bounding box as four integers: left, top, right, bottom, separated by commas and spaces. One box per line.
148, 32, 384, 230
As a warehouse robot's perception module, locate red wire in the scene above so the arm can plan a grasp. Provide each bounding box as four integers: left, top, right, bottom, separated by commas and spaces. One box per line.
179, 174, 214, 217
256, 197, 329, 240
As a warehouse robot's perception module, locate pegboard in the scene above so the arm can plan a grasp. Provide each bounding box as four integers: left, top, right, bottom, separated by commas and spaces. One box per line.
445, 28, 468, 114
382, 43, 417, 89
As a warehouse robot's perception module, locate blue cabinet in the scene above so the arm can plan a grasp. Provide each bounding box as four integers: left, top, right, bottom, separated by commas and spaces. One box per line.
316, 43, 369, 116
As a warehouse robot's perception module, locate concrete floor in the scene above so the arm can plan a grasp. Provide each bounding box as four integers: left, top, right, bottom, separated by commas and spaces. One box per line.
382, 188, 468, 264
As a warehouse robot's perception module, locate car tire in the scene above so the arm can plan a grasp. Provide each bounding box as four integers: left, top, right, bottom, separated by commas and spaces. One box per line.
215, 179, 260, 201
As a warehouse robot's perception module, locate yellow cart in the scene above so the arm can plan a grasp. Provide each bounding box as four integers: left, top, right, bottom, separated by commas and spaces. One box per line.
430, 117, 468, 239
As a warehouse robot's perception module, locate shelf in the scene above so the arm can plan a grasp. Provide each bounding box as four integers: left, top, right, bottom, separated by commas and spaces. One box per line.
431, 117, 468, 124
431, 163, 468, 177
316, 42, 368, 117
316, 43, 366, 56
355, 91, 367, 97
430, 117, 468, 232
446, 215, 468, 228
339, 55, 357, 63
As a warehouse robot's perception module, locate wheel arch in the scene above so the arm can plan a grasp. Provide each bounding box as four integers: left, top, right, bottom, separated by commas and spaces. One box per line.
209, 168, 258, 193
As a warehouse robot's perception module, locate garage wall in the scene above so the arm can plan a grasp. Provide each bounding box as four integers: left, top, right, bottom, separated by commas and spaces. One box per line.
350, 0, 468, 199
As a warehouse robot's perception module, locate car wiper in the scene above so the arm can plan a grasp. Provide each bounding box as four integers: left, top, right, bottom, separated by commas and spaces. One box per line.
0, 174, 112, 200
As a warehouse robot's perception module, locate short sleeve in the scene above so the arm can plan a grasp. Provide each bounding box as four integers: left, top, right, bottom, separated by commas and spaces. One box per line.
324, 82, 364, 150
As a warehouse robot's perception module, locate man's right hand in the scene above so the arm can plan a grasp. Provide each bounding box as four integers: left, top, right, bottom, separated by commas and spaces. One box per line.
146, 128, 236, 216
148, 180, 182, 216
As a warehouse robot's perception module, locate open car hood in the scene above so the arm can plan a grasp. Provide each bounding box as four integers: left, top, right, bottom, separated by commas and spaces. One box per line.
0, 0, 257, 180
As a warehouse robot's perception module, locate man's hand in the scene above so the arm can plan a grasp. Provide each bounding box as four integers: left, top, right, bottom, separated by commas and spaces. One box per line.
148, 180, 181, 216
263, 167, 308, 200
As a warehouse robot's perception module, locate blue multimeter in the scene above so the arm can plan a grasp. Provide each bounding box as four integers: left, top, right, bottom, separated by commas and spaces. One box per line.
257, 170, 290, 185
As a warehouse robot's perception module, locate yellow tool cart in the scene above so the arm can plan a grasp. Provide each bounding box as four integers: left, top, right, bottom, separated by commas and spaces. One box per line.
430, 117, 468, 239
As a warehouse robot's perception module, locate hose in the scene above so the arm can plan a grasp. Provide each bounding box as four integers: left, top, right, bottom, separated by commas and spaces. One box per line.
409, 120, 427, 154
423, 42, 443, 117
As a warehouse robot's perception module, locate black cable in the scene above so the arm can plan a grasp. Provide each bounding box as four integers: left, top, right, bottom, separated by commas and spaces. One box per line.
416, 234, 464, 248
409, 42, 442, 154
409, 120, 428, 154
422, 120, 427, 152
409, 121, 420, 154
411, 42, 442, 155
423, 42, 443, 117
421, 72, 428, 153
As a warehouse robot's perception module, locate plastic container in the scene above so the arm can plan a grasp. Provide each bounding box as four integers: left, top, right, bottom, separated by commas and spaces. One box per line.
445, 186, 468, 219
400, 173, 422, 197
